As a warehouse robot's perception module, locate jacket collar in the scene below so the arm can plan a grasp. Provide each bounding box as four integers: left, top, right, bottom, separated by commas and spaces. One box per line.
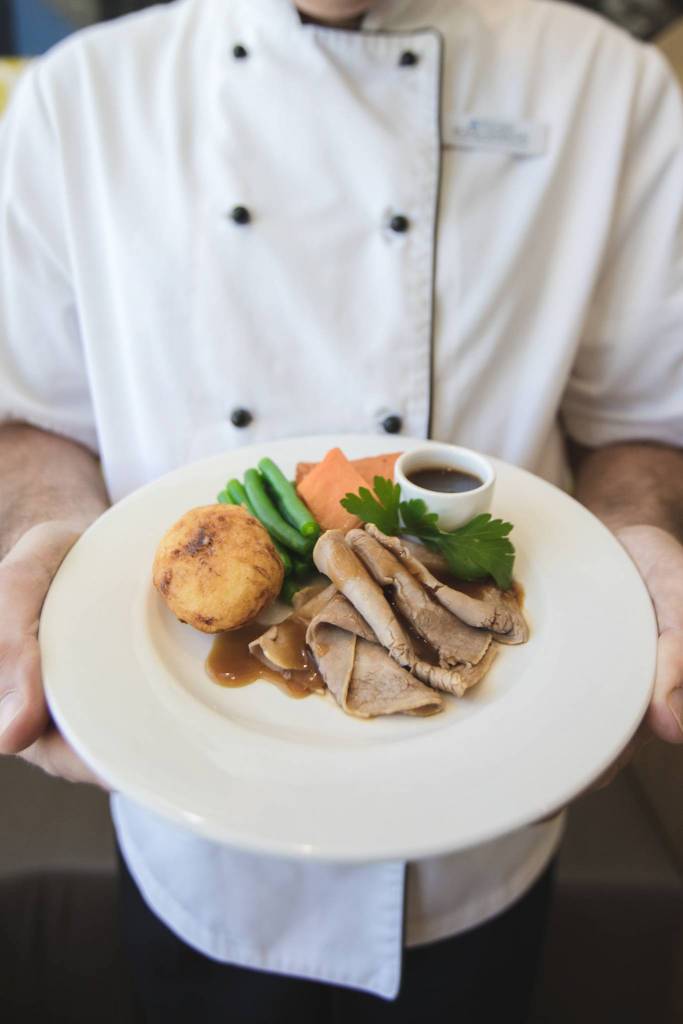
240, 0, 437, 32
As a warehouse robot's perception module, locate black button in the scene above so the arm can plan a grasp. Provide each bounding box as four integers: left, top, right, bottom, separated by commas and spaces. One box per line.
389, 214, 410, 233
230, 206, 251, 225
399, 50, 418, 66
230, 408, 253, 428
382, 414, 402, 434
233, 44, 248, 59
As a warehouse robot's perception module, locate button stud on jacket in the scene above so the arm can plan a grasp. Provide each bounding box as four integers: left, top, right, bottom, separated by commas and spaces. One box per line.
389, 214, 410, 233
399, 50, 418, 66
233, 44, 248, 59
382, 414, 402, 434
230, 206, 251, 225
230, 408, 253, 428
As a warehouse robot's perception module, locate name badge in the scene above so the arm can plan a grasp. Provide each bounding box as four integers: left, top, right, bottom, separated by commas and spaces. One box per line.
445, 116, 548, 157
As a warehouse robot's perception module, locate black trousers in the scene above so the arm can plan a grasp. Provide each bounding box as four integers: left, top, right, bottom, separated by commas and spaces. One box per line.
119, 852, 555, 1024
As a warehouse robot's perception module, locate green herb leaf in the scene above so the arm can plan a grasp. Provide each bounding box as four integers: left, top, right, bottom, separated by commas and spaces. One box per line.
439, 514, 515, 590
341, 476, 516, 590
340, 476, 400, 535
372, 476, 402, 527
398, 498, 440, 541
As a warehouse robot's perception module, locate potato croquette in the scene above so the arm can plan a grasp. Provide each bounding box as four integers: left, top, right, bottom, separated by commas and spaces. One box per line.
153, 505, 284, 632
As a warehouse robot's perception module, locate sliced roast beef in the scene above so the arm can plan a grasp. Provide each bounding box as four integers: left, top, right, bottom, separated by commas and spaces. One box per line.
400, 537, 450, 573
312, 530, 414, 668
346, 528, 492, 668
306, 594, 442, 718
366, 525, 528, 644
292, 581, 338, 622
469, 584, 529, 645
248, 583, 338, 680
251, 526, 512, 715
412, 642, 497, 697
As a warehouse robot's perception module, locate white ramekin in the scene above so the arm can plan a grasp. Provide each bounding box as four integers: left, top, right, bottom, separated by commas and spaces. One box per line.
394, 444, 495, 531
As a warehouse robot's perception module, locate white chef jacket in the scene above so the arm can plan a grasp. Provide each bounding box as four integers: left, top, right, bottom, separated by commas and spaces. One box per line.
1, 0, 683, 1001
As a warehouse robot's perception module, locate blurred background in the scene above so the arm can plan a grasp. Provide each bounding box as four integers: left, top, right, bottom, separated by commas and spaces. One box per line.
1, 2, 164, 56
0, 1, 682, 1021
1, 0, 683, 51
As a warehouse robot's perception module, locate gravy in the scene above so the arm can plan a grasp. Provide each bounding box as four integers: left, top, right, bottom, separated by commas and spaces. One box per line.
407, 466, 483, 493
206, 617, 324, 700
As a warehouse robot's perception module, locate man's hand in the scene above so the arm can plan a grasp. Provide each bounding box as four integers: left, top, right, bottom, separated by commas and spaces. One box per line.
616, 524, 683, 745
0, 521, 107, 786
580, 524, 683, 792
562, 440, 683, 792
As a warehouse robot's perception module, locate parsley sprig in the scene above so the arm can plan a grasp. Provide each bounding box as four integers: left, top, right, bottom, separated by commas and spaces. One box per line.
341, 476, 515, 590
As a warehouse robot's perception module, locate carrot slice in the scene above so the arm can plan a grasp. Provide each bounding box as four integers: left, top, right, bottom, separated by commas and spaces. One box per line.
296, 452, 401, 488
296, 448, 369, 533
295, 461, 317, 487
352, 453, 401, 486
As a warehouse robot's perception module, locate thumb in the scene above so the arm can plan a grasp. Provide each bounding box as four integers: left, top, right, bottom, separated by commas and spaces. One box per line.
22, 728, 109, 789
0, 636, 50, 754
648, 628, 683, 744
0, 521, 82, 753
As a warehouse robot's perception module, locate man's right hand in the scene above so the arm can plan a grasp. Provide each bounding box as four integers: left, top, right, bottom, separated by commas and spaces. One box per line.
0, 521, 106, 786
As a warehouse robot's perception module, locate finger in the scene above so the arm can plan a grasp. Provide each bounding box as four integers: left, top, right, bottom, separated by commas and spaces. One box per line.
0, 524, 80, 630
0, 523, 81, 754
21, 728, 109, 789
0, 636, 50, 754
647, 628, 683, 744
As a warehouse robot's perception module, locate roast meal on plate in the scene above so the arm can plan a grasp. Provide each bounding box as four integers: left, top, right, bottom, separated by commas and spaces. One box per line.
153, 444, 529, 720
40, 433, 656, 857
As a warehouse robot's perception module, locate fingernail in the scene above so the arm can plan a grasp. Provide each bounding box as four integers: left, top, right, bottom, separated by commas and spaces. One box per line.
668, 688, 683, 736
0, 691, 23, 736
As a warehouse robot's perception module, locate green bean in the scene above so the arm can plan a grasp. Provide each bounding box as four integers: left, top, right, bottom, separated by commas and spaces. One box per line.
216, 489, 234, 504
292, 555, 315, 579
226, 479, 251, 508
272, 541, 294, 578
226, 478, 293, 576
258, 458, 320, 539
244, 469, 312, 556
281, 577, 305, 606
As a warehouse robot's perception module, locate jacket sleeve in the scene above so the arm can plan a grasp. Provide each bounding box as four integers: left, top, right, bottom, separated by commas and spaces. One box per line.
0, 59, 98, 453
561, 46, 683, 449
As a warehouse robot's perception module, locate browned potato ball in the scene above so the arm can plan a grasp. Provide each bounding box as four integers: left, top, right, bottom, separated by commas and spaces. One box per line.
153, 504, 284, 632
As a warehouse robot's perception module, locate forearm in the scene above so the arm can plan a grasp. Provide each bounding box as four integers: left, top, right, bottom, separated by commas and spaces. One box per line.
0, 423, 110, 558
570, 440, 683, 541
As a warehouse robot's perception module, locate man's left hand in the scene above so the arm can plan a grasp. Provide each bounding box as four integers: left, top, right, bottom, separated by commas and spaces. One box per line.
591, 524, 683, 790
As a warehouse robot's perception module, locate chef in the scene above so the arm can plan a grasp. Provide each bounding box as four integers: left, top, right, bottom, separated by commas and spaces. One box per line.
0, 0, 682, 1020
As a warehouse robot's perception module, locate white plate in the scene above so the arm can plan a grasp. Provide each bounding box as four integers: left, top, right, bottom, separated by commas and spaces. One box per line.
40, 434, 657, 862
